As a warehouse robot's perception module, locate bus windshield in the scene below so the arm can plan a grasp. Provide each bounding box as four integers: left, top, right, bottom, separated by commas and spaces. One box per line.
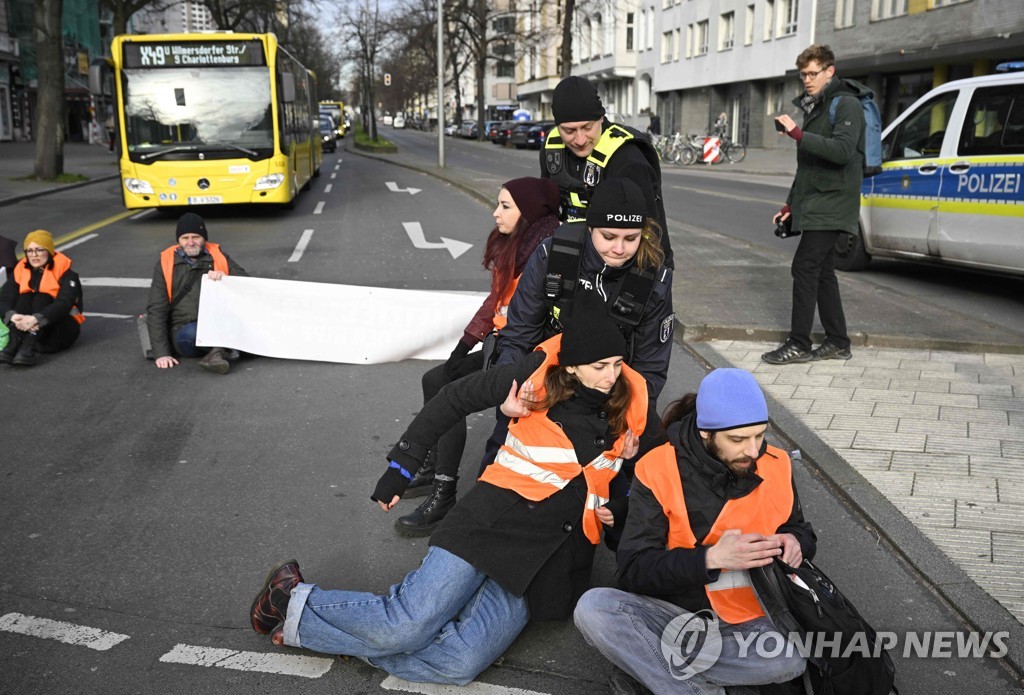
123, 66, 274, 160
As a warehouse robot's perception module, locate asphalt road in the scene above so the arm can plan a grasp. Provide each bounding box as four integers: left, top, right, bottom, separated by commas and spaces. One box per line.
0, 144, 1019, 693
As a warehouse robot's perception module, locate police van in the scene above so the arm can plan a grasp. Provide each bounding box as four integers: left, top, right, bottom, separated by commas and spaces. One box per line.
835, 65, 1024, 277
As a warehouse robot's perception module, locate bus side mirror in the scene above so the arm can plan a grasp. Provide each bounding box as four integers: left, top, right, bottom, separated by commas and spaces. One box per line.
281, 73, 296, 103
89, 60, 108, 96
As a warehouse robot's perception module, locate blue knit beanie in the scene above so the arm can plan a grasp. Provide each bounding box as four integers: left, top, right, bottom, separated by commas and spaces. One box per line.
696, 369, 768, 431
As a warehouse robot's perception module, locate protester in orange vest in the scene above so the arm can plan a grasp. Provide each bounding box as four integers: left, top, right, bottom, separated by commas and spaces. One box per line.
575, 368, 816, 695
0, 230, 84, 366
397, 176, 560, 536
249, 300, 663, 685
145, 212, 247, 374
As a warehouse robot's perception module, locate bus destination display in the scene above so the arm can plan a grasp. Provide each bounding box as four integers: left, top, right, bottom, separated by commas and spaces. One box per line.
124, 41, 266, 68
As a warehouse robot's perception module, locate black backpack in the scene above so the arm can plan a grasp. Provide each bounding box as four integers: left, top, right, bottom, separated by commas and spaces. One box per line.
751, 558, 897, 695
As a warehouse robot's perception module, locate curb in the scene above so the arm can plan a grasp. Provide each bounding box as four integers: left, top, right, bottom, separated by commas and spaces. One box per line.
0, 173, 120, 208
681, 333, 1024, 681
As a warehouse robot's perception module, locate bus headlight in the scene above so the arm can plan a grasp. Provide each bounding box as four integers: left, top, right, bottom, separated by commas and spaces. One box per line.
124, 178, 154, 194
254, 173, 285, 190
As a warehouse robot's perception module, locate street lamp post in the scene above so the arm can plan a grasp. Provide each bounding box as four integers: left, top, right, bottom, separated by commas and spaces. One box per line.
437, 0, 445, 167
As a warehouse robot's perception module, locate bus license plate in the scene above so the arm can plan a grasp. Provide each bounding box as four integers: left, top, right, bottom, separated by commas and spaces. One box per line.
187, 195, 223, 205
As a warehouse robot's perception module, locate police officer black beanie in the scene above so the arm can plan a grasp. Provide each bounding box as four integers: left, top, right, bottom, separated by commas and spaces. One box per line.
176, 212, 208, 241
558, 290, 627, 367
502, 177, 560, 225
585, 178, 647, 229
552, 76, 605, 125
696, 368, 768, 431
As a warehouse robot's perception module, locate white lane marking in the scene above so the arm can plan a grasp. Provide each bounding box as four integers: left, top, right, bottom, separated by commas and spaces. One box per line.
314, 201, 325, 215
381, 675, 549, 694
402, 222, 473, 259
56, 234, 98, 252
84, 312, 135, 319
130, 209, 157, 220
330, 172, 337, 179
289, 229, 315, 263
669, 184, 779, 205
324, 183, 333, 193
386, 181, 421, 195
335, 160, 342, 168
81, 277, 151, 288
0, 613, 129, 652
159, 643, 333, 679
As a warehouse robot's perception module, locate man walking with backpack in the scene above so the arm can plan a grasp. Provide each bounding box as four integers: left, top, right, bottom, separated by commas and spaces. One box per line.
763, 44, 873, 365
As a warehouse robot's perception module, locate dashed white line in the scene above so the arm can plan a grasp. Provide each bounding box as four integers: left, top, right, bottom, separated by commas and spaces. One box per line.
56, 234, 99, 252
330, 172, 337, 179
0, 613, 129, 652
381, 675, 549, 694
159, 643, 333, 679
84, 312, 135, 319
81, 277, 152, 288
289, 229, 315, 262
314, 201, 325, 215
324, 183, 333, 193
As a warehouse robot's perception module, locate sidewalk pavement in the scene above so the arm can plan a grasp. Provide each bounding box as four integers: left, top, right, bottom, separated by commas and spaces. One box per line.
350, 137, 1024, 676
0, 141, 120, 207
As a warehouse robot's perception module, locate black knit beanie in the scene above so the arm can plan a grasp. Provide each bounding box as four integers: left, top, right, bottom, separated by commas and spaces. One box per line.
502, 177, 560, 225
552, 76, 605, 124
585, 178, 647, 229
558, 291, 627, 366
176, 212, 208, 240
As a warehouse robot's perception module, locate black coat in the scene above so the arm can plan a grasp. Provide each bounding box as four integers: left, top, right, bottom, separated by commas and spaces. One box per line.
383, 351, 664, 620
616, 412, 816, 613
0, 257, 81, 328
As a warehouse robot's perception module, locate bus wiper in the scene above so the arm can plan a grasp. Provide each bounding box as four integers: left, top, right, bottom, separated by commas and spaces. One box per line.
201, 141, 260, 157
138, 145, 197, 161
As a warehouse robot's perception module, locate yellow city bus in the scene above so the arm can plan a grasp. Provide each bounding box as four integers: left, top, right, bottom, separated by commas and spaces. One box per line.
318, 100, 346, 138
108, 32, 321, 209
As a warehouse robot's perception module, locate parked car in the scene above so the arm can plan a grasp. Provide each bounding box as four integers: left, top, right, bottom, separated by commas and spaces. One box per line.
382, 114, 394, 126
456, 120, 478, 138
393, 114, 406, 129
443, 121, 459, 136
489, 120, 517, 145
507, 122, 535, 149
319, 118, 337, 153
836, 65, 1024, 277
318, 111, 341, 140
525, 121, 556, 149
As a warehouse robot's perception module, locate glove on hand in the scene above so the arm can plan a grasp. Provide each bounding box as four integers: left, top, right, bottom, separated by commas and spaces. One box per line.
443, 339, 473, 380
371, 462, 412, 504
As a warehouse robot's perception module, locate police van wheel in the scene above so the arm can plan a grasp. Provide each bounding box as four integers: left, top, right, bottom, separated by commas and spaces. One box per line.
834, 227, 870, 272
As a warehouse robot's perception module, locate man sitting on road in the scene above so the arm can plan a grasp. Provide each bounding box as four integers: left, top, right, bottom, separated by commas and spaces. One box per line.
574, 368, 816, 695
145, 212, 247, 374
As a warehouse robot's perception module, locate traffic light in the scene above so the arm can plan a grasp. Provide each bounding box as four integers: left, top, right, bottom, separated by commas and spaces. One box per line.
384, 73, 392, 87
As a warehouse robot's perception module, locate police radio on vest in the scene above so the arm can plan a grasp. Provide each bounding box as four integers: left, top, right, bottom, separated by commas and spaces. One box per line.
606, 214, 644, 223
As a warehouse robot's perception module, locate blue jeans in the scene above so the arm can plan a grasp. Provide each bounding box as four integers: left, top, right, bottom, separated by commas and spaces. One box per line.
173, 322, 208, 358
574, 588, 806, 695
282, 547, 529, 685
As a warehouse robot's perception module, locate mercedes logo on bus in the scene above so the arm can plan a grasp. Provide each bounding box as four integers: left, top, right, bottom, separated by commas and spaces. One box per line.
198, 178, 210, 190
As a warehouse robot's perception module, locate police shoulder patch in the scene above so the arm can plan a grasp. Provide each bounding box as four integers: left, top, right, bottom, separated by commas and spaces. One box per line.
660, 314, 675, 343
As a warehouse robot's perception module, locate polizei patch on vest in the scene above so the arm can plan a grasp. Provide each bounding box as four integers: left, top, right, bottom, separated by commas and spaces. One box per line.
660, 314, 674, 343
606, 214, 645, 223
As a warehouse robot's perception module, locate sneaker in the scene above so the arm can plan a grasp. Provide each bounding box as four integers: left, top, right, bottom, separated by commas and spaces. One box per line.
761, 340, 812, 365
250, 559, 303, 634
811, 342, 852, 361
199, 347, 230, 374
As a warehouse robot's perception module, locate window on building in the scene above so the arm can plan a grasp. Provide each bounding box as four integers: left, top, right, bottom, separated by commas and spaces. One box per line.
496, 60, 514, 78
719, 11, 735, 50
871, 0, 907, 20
696, 19, 709, 55
674, 28, 682, 60
766, 81, 786, 115
594, 13, 605, 56
639, 10, 646, 51
777, 0, 797, 35
686, 24, 694, 58
626, 12, 635, 50
745, 5, 755, 44
662, 30, 673, 63
647, 7, 655, 50
763, 0, 775, 40
492, 15, 515, 33
663, 0, 671, 9
835, 0, 855, 27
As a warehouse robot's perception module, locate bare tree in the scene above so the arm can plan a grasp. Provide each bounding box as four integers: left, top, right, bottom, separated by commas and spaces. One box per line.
342, 0, 388, 140
102, 0, 175, 36
559, 0, 575, 78
33, 0, 63, 179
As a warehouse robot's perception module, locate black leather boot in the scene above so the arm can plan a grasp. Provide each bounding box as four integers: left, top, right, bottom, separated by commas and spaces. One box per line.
395, 475, 457, 537
0, 329, 22, 365
404, 448, 437, 498
12, 332, 38, 366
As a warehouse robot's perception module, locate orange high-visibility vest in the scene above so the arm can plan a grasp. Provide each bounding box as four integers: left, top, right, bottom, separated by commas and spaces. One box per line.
635, 442, 794, 624
14, 252, 85, 325
479, 334, 648, 544
160, 242, 229, 302
491, 275, 520, 332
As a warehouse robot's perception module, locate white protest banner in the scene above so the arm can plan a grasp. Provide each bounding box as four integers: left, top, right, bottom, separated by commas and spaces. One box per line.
196, 275, 485, 364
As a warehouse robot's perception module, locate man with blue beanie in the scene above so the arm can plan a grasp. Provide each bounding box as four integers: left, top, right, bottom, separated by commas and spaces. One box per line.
574, 368, 816, 695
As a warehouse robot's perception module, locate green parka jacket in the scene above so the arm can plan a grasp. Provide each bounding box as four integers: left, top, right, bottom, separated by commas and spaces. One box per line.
786, 77, 870, 234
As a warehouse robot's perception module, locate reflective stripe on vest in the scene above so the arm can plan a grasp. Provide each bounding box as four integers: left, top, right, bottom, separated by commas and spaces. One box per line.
479, 333, 648, 544
160, 242, 230, 302
635, 442, 794, 624
14, 253, 85, 325
492, 274, 520, 331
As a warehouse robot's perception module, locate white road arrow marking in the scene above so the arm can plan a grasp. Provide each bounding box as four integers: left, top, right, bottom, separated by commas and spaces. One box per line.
402, 222, 473, 259
386, 181, 422, 195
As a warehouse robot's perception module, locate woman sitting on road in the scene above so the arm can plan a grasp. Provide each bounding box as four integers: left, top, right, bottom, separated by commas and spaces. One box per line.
396, 176, 561, 536
249, 299, 663, 686
0, 230, 84, 366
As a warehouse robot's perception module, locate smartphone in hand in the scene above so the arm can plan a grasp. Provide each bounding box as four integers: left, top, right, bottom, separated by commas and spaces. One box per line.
774, 118, 787, 133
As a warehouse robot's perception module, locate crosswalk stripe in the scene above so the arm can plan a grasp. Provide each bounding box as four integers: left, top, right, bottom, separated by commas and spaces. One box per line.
381, 675, 550, 694
0, 612, 129, 651
159, 643, 334, 678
